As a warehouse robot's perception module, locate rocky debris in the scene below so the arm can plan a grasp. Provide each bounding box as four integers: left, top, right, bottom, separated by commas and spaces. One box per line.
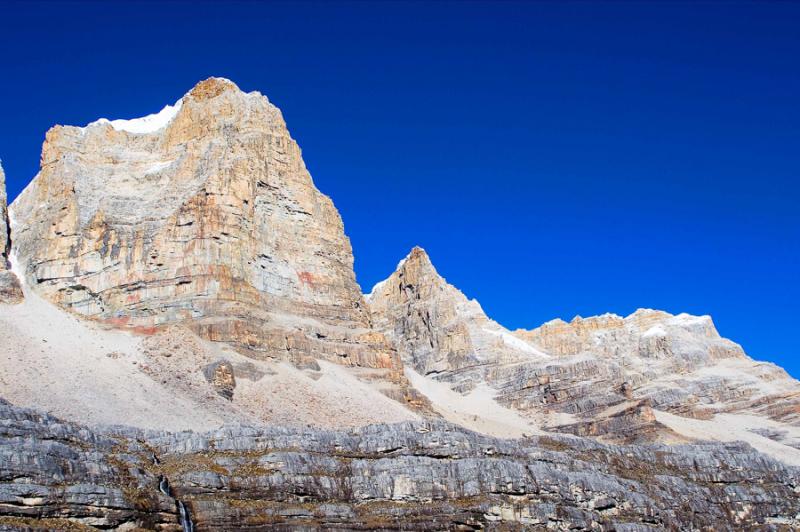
0, 162, 22, 304
203, 360, 236, 400
0, 398, 798, 531
0, 272, 22, 304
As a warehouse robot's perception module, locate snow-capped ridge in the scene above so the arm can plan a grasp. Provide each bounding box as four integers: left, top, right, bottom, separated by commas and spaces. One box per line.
80, 77, 258, 135
89, 99, 183, 134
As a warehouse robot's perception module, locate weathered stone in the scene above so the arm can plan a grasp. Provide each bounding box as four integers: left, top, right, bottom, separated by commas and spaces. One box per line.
0, 398, 797, 531
367, 247, 800, 448
203, 360, 236, 400
367, 247, 547, 391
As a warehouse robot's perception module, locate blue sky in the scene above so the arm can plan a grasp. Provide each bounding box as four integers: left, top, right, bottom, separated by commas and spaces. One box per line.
1, 1, 798, 376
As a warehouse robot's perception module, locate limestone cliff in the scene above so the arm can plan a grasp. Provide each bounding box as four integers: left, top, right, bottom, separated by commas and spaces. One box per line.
10, 78, 401, 376
1, 399, 798, 531
367, 247, 549, 391
0, 162, 22, 303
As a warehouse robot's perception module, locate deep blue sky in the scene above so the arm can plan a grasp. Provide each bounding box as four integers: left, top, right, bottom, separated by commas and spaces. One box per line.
1, 1, 798, 376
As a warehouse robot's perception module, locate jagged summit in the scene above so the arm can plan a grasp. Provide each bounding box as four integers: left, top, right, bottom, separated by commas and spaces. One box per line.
365, 246, 433, 301
365, 243, 800, 459
368, 246, 548, 385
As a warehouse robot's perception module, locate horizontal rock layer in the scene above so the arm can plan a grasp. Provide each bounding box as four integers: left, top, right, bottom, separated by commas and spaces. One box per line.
1, 399, 798, 531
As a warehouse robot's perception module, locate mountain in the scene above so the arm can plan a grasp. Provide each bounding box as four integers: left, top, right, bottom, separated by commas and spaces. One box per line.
11, 77, 396, 372
0, 78, 798, 530
367, 246, 800, 461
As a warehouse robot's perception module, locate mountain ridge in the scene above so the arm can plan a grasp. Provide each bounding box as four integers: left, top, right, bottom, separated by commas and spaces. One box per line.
0, 77, 798, 529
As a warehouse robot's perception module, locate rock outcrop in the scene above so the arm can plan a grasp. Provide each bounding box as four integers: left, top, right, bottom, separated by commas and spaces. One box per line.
367, 247, 549, 391
1, 398, 798, 531
0, 162, 22, 303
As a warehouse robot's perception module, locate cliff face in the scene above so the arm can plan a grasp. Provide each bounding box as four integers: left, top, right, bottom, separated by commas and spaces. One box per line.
1, 399, 798, 531
10, 78, 398, 373
367, 247, 549, 391
0, 162, 22, 303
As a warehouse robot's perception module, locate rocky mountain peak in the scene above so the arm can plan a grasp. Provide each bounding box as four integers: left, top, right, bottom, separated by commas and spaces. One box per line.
186, 76, 241, 101
1, 78, 800, 530
8, 78, 409, 378
367, 247, 548, 387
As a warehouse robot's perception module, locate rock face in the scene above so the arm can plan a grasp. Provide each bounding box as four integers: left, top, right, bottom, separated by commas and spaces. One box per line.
1, 399, 798, 531
10, 78, 406, 384
368, 248, 800, 454
0, 162, 22, 303
203, 360, 236, 400
367, 247, 549, 391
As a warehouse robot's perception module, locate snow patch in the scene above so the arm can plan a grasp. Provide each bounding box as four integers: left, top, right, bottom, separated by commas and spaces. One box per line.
144, 160, 177, 175
484, 328, 550, 358
89, 99, 182, 134
642, 325, 667, 338
673, 313, 711, 325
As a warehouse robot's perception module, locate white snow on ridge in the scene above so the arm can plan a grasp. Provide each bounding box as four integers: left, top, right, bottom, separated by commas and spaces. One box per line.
144, 160, 177, 175
364, 278, 387, 302
642, 325, 667, 338
89, 99, 183, 134
484, 328, 550, 359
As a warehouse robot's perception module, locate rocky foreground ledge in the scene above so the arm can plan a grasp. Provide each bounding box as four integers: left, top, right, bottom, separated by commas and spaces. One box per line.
0, 399, 798, 531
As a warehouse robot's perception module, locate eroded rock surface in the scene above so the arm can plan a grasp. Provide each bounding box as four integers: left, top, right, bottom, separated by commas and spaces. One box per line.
9, 78, 424, 408
367, 248, 800, 455
11, 78, 393, 370
1, 399, 798, 531
367, 247, 549, 392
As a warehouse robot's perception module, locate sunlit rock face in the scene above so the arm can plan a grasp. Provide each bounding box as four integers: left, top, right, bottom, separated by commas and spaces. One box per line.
9, 78, 399, 373
367, 248, 800, 448
366, 246, 550, 391
0, 162, 22, 303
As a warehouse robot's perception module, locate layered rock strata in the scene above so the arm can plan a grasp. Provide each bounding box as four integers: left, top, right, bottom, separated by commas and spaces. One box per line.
367, 247, 549, 392
9, 78, 421, 404
368, 248, 800, 450
1, 399, 798, 531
